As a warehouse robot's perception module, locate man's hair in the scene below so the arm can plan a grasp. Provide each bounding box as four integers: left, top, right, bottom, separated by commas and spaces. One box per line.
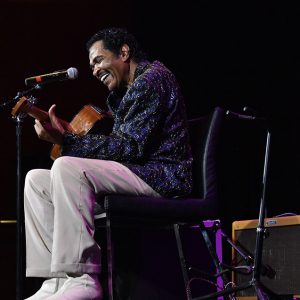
86, 27, 148, 63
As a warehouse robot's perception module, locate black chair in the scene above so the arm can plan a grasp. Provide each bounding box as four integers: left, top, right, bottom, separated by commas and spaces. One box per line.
94, 106, 227, 300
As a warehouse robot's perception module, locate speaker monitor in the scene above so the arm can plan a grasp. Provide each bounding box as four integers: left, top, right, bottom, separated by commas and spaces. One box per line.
232, 215, 300, 299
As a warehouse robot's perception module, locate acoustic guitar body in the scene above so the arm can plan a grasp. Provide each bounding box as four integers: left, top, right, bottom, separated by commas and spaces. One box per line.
50, 105, 113, 160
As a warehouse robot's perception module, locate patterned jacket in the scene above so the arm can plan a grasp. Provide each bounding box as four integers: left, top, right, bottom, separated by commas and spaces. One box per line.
61, 60, 192, 197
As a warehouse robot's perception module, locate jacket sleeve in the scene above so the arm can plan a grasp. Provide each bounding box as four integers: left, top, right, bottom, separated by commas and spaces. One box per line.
61, 80, 166, 162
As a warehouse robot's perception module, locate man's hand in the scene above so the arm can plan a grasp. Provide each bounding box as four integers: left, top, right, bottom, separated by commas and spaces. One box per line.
34, 104, 66, 145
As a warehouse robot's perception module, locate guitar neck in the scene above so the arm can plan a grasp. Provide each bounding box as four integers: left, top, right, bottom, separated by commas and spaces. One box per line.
26, 105, 49, 122
11, 96, 49, 122
23, 104, 73, 132
11, 96, 72, 131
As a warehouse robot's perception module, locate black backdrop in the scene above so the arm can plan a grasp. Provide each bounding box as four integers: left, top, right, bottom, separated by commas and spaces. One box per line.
0, 0, 300, 297
1, 0, 299, 219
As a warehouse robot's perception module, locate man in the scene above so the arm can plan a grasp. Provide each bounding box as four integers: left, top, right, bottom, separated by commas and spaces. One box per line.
24, 27, 192, 300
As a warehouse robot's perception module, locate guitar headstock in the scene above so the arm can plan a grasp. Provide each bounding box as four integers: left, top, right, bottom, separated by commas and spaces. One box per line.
11, 95, 38, 117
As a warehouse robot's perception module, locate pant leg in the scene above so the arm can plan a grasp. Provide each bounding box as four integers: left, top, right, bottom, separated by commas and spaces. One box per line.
48, 156, 160, 275
24, 169, 66, 278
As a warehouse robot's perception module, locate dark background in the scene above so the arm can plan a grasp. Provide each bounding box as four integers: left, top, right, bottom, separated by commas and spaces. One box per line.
0, 0, 300, 298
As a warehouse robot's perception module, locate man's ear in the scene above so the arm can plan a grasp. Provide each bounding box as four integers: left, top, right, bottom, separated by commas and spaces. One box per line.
120, 44, 130, 61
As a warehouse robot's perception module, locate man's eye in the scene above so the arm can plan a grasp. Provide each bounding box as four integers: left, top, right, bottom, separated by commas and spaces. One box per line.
91, 56, 104, 71
96, 56, 104, 63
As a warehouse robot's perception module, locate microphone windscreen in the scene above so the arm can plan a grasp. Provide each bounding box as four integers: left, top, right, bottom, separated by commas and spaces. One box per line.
67, 67, 79, 79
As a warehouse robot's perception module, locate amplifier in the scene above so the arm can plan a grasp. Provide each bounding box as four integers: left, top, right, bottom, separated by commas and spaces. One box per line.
232, 215, 300, 299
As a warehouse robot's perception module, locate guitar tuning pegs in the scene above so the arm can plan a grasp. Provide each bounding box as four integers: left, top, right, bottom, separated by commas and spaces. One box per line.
27, 95, 38, 105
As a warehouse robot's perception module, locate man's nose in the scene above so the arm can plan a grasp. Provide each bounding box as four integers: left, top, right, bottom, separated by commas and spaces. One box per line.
93, 67, 98, 77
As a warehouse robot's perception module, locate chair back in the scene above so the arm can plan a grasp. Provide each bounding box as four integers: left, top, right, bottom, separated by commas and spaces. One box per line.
188, 107, 225, 201
95, 107, 226, 222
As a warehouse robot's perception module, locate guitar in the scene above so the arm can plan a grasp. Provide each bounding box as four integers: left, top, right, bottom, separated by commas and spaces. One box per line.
11, 96, 113, 160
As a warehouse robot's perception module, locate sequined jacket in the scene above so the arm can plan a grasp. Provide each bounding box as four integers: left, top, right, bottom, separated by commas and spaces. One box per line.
61, 61, 192, 197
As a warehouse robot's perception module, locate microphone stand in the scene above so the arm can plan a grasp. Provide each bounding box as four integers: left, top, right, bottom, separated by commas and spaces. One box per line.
1, 85, 41, 300
14, 112, 25, 300
194, 110, 282, 300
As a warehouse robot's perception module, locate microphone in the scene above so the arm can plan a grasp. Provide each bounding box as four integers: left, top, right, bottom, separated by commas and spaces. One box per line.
25, 67, 79, 86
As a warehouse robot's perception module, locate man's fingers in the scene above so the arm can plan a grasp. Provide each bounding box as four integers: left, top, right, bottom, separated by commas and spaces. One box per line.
48, 104, 57, 124
48, 104, 65, 134
48, 104, 56, 116
34, 119, 44, 138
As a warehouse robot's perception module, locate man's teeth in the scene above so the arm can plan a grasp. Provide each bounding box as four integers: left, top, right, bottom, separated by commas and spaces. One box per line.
100, 73, 109, 82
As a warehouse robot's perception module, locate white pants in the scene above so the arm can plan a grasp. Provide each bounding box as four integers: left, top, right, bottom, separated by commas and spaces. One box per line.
24, 156, 160, 278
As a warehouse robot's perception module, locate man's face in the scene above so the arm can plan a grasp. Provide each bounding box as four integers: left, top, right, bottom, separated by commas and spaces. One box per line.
89, 40, 129, 91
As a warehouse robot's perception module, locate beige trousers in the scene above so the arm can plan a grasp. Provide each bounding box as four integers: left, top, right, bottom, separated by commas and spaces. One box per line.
24, 156, 160, 278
